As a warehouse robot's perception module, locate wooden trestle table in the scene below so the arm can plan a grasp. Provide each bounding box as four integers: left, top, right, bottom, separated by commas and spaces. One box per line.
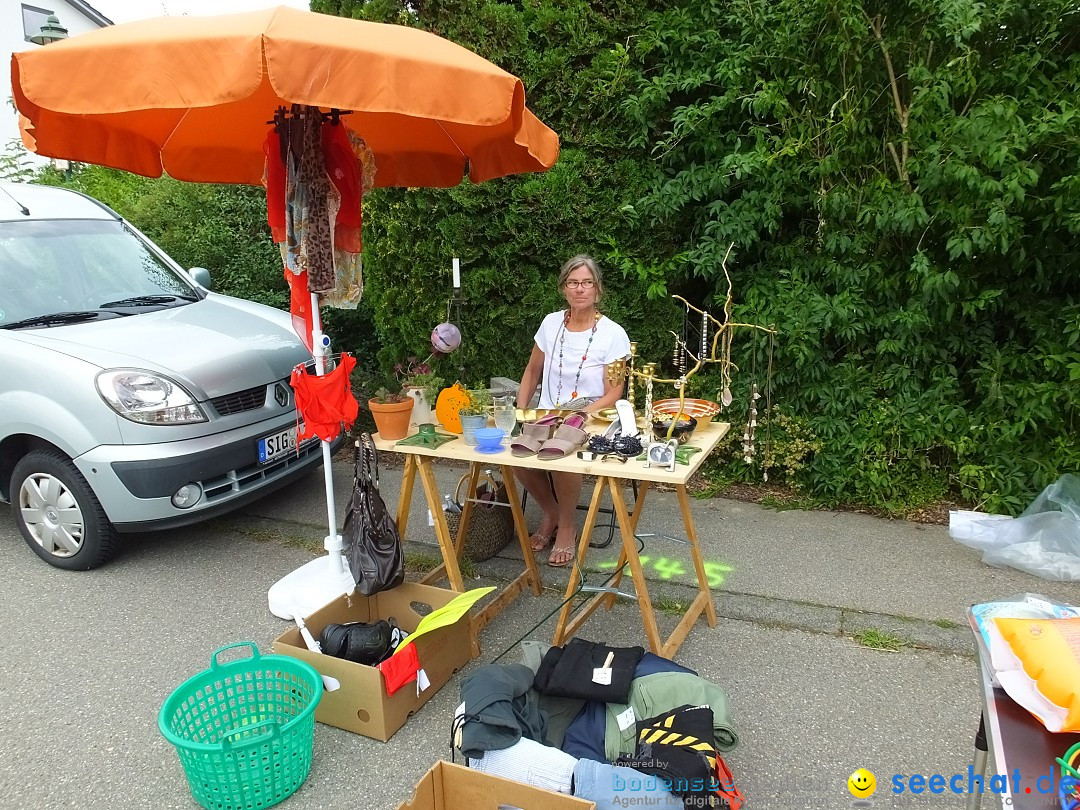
372, 417, 730, 658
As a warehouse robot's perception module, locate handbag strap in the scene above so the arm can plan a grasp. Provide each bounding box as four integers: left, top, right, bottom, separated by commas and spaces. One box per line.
356, 433, 379, 488
453, 469, 502, 506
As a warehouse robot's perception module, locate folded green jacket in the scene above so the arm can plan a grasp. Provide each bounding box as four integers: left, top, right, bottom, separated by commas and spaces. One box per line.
603, 672, 738, 761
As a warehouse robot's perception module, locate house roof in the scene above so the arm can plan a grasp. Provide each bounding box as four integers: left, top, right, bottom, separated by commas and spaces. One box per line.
67, 0, 113, 27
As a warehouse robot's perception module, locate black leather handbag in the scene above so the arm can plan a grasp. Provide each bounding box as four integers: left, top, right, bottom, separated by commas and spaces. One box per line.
320, 619, 393, 665
343, 433, 405, 596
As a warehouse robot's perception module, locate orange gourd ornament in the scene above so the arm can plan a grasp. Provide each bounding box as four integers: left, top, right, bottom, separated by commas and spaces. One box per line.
435, 383, 471, 434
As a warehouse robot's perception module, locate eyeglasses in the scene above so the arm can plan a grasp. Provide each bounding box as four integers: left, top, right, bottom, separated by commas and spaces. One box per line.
564, 279, 596, 290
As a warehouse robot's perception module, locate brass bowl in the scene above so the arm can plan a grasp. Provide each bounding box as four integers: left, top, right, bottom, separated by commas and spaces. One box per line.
515, 408, 574, 423
652, 398, 721, 422
591, 407, 620, 422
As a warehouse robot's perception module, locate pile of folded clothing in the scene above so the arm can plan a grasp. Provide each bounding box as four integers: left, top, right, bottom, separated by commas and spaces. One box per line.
454, 638, 743, 810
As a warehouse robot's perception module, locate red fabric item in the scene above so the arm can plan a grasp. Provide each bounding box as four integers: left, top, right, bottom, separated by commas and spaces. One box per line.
376, 642, 419, 696
264, 128, 287, 243
714, 754, 745, 810
290, 352, 358, 443
322, 122, 362, 254
285, 266, 314, 353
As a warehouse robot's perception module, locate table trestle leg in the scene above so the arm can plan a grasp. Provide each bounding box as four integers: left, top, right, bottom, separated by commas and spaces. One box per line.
453, 463, 483, 558
472, 465, 545, 638
602, 480, 650, 611
608, 477, 664, 654
554, 479, 715, 658
677, 484, 718, 628
500, 466, 543, 596
552, 477, 608, 646
415, 457, 466, 593
395, 454, 417, 539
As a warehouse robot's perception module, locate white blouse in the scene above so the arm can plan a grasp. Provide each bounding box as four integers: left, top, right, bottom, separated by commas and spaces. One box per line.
533, 311, 631, 408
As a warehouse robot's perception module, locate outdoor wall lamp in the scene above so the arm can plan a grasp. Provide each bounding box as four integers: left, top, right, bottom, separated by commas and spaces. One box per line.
30, 15, 69, 46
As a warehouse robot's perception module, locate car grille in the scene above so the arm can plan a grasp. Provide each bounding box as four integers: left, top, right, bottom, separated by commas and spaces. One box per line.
210, 385, 267, 416
200, 437, 323, 502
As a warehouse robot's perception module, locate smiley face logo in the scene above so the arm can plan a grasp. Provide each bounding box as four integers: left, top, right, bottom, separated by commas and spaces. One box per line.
848, 768, 876, 798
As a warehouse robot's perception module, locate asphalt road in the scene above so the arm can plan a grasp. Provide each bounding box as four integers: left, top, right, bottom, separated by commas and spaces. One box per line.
1, 456, 1076, 809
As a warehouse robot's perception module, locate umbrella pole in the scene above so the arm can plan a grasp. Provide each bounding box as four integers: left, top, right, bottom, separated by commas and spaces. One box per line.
308, 292, 344, 575
267, 294, 354, 620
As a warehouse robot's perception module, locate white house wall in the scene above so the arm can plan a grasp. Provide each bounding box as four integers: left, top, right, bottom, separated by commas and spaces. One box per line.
3, 0, 111, 169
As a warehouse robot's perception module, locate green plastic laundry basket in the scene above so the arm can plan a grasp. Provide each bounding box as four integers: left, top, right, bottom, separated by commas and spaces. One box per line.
158, 642, 323, 810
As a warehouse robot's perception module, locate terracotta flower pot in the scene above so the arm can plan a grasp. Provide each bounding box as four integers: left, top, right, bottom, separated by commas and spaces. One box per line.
369, 398, 414, 440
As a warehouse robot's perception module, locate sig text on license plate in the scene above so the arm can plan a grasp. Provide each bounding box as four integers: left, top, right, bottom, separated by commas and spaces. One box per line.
258, 423, 310, 463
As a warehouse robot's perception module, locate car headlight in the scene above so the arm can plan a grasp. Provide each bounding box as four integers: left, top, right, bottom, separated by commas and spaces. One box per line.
95, 370, 208, 424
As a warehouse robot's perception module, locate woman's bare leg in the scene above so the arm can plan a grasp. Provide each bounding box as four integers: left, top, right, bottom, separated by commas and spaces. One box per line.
514, 467, 559, 549
549, 471, 583, 566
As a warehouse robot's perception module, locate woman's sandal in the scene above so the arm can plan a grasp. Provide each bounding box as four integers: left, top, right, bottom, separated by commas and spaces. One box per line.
511, 413, 562, 457
536, 412, 589, 460
529, 528, 556, 552
547, 542, 576, 568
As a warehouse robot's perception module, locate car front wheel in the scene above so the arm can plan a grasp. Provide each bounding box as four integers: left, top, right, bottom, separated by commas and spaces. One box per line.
11, 450, 119, 570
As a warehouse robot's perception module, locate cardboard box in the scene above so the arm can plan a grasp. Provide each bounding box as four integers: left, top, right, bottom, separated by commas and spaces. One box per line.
397, 761, 596, 810
272, 582, 473, 741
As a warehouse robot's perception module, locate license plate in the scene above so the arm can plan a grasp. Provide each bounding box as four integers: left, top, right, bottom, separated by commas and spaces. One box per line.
258, 423, 309, 463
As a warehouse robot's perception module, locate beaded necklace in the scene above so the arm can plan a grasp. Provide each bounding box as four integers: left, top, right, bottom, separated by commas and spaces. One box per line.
554, 310, 601, 406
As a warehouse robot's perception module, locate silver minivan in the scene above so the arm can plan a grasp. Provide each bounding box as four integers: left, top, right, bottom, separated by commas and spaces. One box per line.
0, 181, 336, 569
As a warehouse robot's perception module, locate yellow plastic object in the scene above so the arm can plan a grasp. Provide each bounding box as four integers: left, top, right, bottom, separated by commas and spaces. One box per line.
436, 383, 470, 434
994, 617, 1080, 732
392, 586, 495, 655
592, 408, 620, 422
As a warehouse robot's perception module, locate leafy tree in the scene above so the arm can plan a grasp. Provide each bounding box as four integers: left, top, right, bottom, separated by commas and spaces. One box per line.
311, 0, 682, 387
22, 0, 1079, 512
0, 140, 39, 183
618, 0, 1080, 512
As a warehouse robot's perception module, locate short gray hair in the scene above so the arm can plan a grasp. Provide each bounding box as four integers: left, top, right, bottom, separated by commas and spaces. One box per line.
557, 254, 604, 301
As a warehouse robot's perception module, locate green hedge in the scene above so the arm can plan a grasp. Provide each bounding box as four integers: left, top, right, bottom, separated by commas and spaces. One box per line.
25, 0, 1079, 514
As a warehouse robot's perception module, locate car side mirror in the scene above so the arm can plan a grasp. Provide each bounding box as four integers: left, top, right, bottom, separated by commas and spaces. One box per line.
188, 266, 212, 291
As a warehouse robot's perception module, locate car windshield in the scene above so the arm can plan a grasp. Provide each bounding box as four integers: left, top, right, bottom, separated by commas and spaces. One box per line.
0, 219, 199, 328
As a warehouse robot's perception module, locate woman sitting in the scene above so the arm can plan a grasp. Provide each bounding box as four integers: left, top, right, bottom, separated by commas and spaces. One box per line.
514, 254, 630, 567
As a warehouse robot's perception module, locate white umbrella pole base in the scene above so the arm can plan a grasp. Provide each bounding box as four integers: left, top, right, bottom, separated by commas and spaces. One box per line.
268, 554, 355, 620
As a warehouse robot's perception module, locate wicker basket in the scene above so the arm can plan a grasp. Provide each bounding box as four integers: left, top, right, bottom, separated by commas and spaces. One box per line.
445, 472, 515, 562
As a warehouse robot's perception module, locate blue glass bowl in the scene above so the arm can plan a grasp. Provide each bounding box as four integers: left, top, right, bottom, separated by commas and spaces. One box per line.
474, 427, 506, 451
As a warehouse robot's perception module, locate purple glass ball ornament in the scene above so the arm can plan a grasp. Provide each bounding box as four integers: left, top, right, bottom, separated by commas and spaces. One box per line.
431, 322, 462, 354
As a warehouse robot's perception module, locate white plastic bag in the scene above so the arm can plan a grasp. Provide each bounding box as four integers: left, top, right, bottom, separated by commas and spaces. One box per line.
950, 474, 1080, 581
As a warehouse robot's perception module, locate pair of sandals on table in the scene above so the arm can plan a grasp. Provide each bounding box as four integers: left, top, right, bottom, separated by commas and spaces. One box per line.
510, 411, 589, 460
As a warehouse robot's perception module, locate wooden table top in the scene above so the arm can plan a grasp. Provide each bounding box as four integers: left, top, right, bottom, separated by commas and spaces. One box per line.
372, 417, 731, 486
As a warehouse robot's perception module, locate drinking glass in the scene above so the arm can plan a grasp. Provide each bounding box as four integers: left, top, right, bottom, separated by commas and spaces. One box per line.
492, 396, 517, 432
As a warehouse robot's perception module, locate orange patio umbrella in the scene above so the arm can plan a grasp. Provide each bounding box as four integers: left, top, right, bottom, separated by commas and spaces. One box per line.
11, 5, 559, 186
10, 6, 559, 619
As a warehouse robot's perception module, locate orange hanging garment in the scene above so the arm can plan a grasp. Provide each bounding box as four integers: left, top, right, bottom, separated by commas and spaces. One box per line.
284, 266, 314, 352
290, 352, 358, 443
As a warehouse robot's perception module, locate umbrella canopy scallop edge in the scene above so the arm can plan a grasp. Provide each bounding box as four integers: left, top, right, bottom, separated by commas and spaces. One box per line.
12, 5, 559, 186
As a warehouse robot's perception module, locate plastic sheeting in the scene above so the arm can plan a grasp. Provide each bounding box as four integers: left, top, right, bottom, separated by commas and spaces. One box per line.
950, 474, 1080, 581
